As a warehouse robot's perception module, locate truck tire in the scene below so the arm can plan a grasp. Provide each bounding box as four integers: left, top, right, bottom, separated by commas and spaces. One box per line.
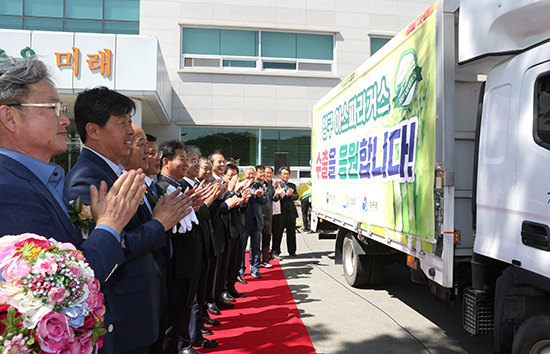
342, 237, 387, 287
511, 315, 550, 354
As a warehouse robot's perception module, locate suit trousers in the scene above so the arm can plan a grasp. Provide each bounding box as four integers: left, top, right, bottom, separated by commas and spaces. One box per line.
283, 211, 297, 256
162, 277, 199, 354
180, 262, 209, 346
214, 245, 230, 300
206, 255, 219, 304
271, 214, 283, 256
241, 224, 262, 272
261, 218, 272, 263
225, 236, 241, 290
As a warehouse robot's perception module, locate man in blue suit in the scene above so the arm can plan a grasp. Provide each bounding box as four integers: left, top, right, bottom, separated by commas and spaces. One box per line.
64, 86, 193, 354
0, 57, 146, 284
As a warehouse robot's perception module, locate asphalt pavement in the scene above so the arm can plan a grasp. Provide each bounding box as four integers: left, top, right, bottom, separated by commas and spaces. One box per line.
278, 231, 494, 354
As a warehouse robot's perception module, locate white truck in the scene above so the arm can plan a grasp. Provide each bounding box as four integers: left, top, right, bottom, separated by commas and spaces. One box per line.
310, 1, 550, 353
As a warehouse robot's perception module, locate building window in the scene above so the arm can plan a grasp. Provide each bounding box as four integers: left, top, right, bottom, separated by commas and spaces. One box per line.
0, 0, 139, 34
181, 127, 259, 166
260, 129, 311, 167
181, 27, 334, 73
370, 36, 391, 56
180, 127, 311, 168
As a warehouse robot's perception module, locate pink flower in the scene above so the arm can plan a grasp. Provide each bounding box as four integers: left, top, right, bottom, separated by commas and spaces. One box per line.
70, 251, 86, 262
33, 256, 58, 275
36, 312, 75, 353
77, 331, 93, 354
0, 288, 11, 303
14, 233, 51, 250
85, 279, 104, 316
2, 333, 31, 353
0, 244, 16, 267
1, 254, 31, 281
69, 264, 82, 278
57, 340, 81, 354
55, 240, 76, 251
48, 287, 69, 305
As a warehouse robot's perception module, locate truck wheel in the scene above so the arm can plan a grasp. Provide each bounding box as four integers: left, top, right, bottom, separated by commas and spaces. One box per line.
512, 315, 550, 354
342, 237, 386, 287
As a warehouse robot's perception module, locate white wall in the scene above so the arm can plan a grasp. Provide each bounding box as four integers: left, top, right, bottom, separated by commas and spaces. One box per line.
139, 0, 435, 141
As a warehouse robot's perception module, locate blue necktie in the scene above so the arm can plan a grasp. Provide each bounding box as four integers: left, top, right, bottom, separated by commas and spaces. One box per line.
149, 182, 158, 198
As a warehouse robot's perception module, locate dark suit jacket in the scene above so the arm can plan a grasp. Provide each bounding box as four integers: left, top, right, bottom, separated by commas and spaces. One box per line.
157, 175, 205, 279
148, 182, 171, 314
229, 200, 246, 240
280, 181, 299, 220
244, 181, 268, 231
0, 154, 124, 285
64, 148, 166, 354
180, 178, 212, 253
208, 185, 232, 256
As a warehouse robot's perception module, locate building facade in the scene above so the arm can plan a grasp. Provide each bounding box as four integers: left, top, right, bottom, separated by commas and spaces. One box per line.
0, 0, 435, 176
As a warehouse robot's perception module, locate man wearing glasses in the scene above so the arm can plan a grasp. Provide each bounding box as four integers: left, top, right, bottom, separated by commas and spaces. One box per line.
0, 56, 146, 285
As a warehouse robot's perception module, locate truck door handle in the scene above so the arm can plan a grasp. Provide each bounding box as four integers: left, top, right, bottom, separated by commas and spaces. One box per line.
521, 221, 550, 251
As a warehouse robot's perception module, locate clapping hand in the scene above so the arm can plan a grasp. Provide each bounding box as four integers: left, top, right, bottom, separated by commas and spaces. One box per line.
224, 194, 242, 209
241, 188, 252, 203
235, 178, 253, 193
274, 185, 285, 196
227, 175, 239, 192
254, 188, 264, 198
152, 188, 194, 231
91, 169, 147, 234
202, 182, 220, 207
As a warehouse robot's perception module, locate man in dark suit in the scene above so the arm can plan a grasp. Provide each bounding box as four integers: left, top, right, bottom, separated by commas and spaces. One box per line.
180, 145, 220, 351
141, 133, 172, 354
272, 166, 299, 258
241, 165, 268, 278
205, 152, 234, 316
260, 167, 284, 267
64, 87, 192, 354
222, 163, 251, 300
156, 139, 204, 354
0, 57, 145, 286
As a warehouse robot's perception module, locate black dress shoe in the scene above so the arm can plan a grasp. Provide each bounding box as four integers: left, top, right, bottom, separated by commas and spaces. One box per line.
206, 302, 221, 315
203, 316, 221, 326
216, 298, 235, 309
221, 291, 236, 302
200, 325, 213, 336
228, 288, 246, 298
192, 339, 219, 348
178, 347, 201, 354
236, 275, 248, 284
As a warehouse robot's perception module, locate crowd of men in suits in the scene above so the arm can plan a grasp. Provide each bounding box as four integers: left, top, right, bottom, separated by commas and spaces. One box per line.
0, 56, 300, 354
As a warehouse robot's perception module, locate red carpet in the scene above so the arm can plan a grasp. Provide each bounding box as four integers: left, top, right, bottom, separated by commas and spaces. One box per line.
200, 257, 316, 354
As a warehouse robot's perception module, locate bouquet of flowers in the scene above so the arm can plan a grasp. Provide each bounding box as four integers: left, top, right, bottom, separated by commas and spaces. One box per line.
0, 233, 106, 353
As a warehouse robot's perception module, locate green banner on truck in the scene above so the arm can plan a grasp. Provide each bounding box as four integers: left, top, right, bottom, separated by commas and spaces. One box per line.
311, 4, 437, 246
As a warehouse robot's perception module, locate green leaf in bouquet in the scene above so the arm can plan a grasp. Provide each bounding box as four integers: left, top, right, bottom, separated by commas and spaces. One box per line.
75, 196, 83, 213
20, 241, 35, 259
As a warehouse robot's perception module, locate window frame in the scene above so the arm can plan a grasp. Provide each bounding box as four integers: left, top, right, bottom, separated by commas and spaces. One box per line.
534, 72, 550, 150
180, 27, 335, 74
0, 0, 139, 34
